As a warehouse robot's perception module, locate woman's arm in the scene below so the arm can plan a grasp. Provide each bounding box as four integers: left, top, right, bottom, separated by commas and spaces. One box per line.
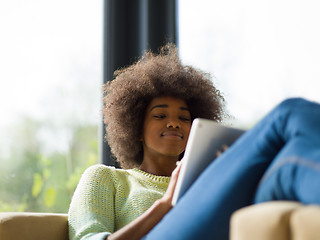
68, 165, 116, 240
107, 163, 181, 240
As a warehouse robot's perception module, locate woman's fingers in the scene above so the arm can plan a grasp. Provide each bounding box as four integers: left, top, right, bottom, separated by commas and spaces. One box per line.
162, 162, 182, 204
216, 144, 229, 157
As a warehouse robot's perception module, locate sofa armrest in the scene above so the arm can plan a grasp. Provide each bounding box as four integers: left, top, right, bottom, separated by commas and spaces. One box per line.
0, 212, 68, 240
230, 201, 302, 240
291, 205, 320, 240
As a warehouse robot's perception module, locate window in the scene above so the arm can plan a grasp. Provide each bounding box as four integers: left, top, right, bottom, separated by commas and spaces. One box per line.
179, 0, 320, 128
0, 0, 102, 213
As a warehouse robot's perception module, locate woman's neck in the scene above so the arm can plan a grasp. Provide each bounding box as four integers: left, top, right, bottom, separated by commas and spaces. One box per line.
139, 155, 178, 177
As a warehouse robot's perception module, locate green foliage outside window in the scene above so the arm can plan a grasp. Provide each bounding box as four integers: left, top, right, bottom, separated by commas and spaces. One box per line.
0, 116, 98, 213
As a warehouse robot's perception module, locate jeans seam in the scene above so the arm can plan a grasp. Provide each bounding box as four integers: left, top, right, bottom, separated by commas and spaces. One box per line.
258, 156, 320, 187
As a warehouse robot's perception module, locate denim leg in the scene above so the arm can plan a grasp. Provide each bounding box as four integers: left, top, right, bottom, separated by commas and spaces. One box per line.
145, 98, 320, 240
255, 97, 320, 203
254, 155, 320, 203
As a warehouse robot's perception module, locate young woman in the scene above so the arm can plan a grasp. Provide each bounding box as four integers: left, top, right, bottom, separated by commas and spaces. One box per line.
68, 44, 320, 240
68, 44, 226, 240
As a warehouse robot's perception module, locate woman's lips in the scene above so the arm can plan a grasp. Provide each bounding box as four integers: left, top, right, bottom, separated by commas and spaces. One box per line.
161, 131, 184, 139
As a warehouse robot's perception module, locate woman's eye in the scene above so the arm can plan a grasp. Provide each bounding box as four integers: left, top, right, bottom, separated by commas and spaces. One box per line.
180, 116, 191, 122
153, 115, 165, 119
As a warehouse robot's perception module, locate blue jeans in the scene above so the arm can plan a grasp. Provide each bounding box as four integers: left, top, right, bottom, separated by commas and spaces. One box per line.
144, 98, 320, 240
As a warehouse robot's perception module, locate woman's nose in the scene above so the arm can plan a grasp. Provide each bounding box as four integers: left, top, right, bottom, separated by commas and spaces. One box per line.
166, 120, 180, 129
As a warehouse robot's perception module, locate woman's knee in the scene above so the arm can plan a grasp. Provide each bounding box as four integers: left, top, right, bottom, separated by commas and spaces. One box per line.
275, 98, 320, 135
276, 98, 309, 112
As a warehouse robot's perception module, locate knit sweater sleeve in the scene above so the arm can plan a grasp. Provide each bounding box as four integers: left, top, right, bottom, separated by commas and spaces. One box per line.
68, 164, 116, 240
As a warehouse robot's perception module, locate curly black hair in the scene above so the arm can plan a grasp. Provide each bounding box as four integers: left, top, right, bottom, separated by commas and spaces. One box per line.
103, 43, 226, 169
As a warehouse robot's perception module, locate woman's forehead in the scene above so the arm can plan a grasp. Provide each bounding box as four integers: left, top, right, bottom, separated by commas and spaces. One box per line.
148, 96, 188, 108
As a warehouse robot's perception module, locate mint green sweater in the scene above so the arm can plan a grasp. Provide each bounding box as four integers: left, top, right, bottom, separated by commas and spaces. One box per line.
68, 164, 170, 240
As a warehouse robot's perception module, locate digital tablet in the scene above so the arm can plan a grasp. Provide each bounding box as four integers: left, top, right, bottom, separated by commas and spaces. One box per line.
172, 118, 245, 206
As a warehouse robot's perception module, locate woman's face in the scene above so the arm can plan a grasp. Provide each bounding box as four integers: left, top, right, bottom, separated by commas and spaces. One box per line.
142, 96, 192, 159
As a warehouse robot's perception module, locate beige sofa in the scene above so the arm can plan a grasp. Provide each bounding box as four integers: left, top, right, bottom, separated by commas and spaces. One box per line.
0, 212, 68, 240
1, 201, 320, 240
230, 201, 320, 240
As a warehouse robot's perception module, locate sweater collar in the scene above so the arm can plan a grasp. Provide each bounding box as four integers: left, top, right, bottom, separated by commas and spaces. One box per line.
130, 168, 171, 184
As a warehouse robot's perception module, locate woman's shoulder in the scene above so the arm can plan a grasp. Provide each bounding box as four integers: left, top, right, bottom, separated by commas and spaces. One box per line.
83, 164, 115, 178
82, 164, 130, 182
84, 163, 115, 172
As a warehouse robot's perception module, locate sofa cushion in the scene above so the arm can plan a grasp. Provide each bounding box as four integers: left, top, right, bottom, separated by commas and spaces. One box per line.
0, 212, 68, 240
290, 205, 320, 240
230, 201, 302, 240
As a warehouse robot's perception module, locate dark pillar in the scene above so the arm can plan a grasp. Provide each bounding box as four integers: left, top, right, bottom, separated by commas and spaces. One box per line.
147, 0, 177, 52
102, 0, 177, 166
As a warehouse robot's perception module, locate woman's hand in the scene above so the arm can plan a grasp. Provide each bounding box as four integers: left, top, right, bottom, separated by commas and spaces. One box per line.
159, 161, 182, 208
216, 144, 229, 157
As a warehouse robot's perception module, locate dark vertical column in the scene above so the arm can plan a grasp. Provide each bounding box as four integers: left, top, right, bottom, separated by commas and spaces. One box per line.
102, 0, 177, 166
147, 0, 177, 52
